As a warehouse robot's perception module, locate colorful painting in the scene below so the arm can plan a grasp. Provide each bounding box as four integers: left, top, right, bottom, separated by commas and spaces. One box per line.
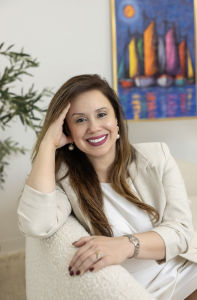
111, 0, 197, 120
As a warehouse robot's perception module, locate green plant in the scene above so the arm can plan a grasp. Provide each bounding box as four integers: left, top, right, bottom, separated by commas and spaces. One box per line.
0, 43, 53, 189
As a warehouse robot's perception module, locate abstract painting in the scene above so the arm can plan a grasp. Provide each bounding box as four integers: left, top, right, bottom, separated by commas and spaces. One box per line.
111, 0, 197, 120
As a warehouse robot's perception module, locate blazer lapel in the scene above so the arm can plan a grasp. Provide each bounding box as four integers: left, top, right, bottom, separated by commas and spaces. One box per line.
128, 148, 166, 228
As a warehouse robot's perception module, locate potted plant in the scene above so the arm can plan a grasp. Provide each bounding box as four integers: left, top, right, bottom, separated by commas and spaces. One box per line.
0, 43, 53, 189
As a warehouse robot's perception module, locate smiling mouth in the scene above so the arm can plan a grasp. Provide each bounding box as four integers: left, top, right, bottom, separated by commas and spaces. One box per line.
86, 134, 108, 146
87, 135, 107, 143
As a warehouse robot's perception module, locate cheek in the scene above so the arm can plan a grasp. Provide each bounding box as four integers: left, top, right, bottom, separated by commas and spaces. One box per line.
106, 121, 117, 136
70, 126, 85, 142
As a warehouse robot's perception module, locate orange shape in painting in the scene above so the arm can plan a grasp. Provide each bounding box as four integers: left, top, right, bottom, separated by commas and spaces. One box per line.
124, 5, 135, 18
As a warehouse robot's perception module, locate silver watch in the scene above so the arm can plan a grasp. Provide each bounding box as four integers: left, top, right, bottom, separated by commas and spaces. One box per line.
123, 234, 140, 259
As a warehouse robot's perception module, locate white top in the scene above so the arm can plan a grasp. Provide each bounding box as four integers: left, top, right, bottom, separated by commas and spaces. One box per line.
100, 179, 197, 300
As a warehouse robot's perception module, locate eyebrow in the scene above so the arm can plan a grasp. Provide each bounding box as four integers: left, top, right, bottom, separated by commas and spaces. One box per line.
71, 107, 108, 116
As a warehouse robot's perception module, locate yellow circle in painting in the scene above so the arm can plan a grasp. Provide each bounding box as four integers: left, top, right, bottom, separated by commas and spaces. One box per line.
124, 5, 135, 18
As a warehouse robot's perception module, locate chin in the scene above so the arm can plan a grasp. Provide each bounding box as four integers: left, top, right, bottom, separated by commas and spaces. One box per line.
91, 150, 109, 157
87, 144, 115, 157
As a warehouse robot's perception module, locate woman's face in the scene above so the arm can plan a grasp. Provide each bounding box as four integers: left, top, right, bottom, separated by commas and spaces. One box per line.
65, 90, 118, 160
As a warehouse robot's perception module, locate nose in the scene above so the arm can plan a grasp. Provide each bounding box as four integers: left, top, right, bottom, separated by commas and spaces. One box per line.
87, 118, 101, 134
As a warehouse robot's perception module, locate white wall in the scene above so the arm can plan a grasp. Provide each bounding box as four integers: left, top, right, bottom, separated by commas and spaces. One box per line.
0, 0, 197, 253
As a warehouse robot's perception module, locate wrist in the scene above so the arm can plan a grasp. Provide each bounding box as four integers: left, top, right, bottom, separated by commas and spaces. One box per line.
40, 140, 57, 152
122, 236, 135, 259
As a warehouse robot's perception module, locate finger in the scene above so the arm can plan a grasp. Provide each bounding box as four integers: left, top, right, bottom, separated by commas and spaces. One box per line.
72, 236, 96, 247
69, 237, 96, 269
88, 255, 113, 274
70, 248, 98, 276
59, 103, 71, 121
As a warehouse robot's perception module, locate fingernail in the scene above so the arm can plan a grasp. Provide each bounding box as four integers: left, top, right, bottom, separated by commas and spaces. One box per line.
89, 267, 94, 272
76, 270, 81, 275
72, 241, 78, 245
68, 266, 72, 271
69, 271, 74, 276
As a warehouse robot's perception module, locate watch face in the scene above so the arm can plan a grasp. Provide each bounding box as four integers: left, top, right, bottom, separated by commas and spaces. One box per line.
130, 236, 138, 245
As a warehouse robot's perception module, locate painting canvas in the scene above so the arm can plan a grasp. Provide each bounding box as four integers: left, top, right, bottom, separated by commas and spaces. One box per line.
111, 0, 197, 120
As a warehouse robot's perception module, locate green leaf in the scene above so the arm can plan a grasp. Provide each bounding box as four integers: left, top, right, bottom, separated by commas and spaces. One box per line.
6, 44, 14, 51
19, 114, 24, 125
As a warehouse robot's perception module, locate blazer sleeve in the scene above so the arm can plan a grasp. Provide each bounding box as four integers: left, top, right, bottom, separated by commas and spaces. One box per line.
150, 142, 194, 265
17, 183, 72, 239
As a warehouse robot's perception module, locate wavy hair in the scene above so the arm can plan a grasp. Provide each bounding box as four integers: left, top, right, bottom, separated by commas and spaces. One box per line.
31, 74, 159, 236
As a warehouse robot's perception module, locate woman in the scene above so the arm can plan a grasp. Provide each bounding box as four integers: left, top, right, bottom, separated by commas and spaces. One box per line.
17, 74, 197, 300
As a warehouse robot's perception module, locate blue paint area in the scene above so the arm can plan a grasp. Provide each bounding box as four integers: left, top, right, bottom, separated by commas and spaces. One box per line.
119, 84, 196, 119
115, 0, 197, 119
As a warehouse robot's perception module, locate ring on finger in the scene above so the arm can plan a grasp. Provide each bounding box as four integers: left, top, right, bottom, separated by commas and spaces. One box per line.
95, 251, 102, 261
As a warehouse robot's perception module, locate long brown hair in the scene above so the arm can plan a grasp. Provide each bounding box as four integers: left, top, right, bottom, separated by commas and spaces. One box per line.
31, 74, 159, 236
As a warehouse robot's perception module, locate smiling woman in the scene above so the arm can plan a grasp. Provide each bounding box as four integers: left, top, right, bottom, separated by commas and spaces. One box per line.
28, 74, 158, 238
17, 74, 197, 300
65, 90, 118, 180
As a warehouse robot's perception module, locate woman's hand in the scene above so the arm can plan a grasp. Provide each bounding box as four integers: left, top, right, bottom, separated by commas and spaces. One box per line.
42, 103, 73, 149
68, 235, 134, 276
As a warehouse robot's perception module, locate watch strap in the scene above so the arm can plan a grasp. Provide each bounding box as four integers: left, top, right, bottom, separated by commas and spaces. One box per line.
123, 234, 140, 259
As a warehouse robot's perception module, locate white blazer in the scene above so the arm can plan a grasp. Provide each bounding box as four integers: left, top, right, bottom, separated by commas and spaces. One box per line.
17, 142, 197, 265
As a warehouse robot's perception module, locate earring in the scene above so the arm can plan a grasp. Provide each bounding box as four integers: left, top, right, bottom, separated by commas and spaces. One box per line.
68, 143, 74, 151
117, 125, 120, 139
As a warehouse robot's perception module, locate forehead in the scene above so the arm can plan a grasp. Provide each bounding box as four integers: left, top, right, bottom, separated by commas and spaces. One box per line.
71, 90, 113, 109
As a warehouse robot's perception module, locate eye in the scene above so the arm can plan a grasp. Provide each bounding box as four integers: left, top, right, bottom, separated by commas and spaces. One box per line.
98, 112, 107, 118
76, 118, 86, 123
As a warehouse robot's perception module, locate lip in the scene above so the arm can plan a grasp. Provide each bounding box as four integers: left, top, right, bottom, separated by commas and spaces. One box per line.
86, 134, 108, 147
85, 134, 107, 141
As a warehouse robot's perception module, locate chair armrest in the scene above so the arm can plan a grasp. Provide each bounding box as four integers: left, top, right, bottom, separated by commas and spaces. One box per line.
25, 214, 155, 300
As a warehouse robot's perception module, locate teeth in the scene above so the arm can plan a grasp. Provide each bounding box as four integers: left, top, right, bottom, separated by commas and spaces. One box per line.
88, 135, 106, 143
